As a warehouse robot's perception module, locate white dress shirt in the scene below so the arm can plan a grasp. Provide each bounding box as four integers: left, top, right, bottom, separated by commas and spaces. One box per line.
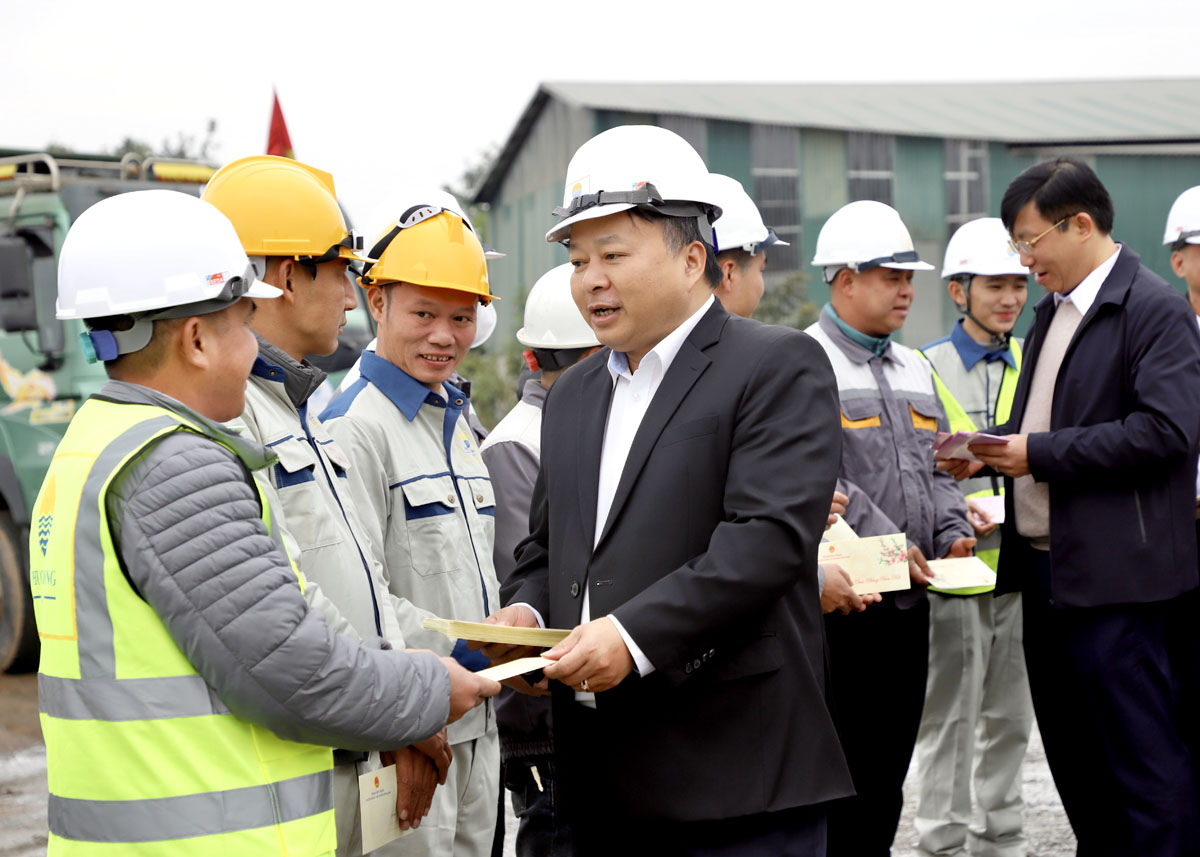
1054, 244, 1121, 315
515, 296, 715, 702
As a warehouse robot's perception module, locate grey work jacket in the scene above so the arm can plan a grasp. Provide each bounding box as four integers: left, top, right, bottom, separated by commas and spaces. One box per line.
102, 380, 450, 749
806, 313, 971, 606
323, 352, 500, 746
228, 337, 404, 647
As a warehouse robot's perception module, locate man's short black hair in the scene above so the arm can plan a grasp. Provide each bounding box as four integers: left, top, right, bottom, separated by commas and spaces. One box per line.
716, 248, 755, 272
1000, 158, 1115, 235
630, 209, 723, 289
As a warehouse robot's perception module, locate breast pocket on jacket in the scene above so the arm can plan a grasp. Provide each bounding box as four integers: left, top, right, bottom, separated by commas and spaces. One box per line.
271, 438, 343, 553
840, 397, 887, 476
464, 477, 496, 543
907, 399, 941, 439
398, 475, 460, 577
658, 414, 719, 448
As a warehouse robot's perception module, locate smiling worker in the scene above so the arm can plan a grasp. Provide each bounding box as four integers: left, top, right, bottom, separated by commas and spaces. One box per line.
320, 204, 501, 857
914, 217, 1033, 857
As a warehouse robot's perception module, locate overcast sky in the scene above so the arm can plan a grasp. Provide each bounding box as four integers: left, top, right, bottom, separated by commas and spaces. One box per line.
7, 0, 1198, 235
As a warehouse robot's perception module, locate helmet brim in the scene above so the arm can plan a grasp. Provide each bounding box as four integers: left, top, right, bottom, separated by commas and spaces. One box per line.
546, 202, 637, 243
245, 279, 283, 299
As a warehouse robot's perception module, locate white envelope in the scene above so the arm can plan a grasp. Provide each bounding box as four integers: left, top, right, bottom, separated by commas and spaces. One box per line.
819, 533, 910, 595
926, 556, 997, 590
823, 515, 858, 541
358, 763, 414, 852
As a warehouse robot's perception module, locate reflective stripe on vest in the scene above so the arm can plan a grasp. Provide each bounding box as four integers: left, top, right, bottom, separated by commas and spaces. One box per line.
30, 398, 334, 857
917, 340, 1022, 590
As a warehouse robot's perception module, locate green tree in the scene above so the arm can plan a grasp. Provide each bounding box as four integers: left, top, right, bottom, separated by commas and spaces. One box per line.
752, 271, 821, 330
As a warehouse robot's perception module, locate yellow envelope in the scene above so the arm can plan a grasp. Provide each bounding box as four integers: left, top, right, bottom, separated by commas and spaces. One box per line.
819, 534, 910, 595
477, 656, 556, 682
925, 556, 997, 590
422, 617, 569, 648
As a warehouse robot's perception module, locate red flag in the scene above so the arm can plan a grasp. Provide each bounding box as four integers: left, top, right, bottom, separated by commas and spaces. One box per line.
267, 90, 294, 159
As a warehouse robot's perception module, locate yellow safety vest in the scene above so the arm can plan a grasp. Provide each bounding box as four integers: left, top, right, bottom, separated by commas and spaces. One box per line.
30, 397, 335, 857
920, 339, 1022, 592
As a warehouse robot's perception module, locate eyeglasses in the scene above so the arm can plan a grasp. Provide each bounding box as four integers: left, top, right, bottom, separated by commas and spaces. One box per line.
1008, 215, 1073, 256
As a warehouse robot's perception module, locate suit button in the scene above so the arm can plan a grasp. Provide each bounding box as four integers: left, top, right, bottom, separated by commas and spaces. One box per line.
708, 648, 716, 658
684, 662, 693, 674
693, 659, 702, 670
570, 581, 580, 597
701, 653, 708, 662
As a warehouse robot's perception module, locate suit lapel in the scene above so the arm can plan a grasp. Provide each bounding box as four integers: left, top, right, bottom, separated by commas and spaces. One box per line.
577, 356, 614, 550
595, 304, 723, 548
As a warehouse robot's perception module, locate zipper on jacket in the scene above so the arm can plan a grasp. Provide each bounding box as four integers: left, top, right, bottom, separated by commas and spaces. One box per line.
297, 403, 384, 638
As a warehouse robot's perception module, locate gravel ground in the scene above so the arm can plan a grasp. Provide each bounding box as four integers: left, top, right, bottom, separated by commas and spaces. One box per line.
1, 671, 1075, 857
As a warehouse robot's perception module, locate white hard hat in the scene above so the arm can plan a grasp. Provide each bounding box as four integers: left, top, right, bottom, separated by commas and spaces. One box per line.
811, 200, 933, 274
516, 264, 600, 350
709, 174, 789, 255
942, 217, 1029, 279
363, 189, 506, 260
1164, 186, 1200, 246
472, 301, 498, 348
57, 190, 280, 321
547, 125, 720, 244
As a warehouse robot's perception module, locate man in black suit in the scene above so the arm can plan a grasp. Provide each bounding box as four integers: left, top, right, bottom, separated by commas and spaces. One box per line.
483, 125, 853, 856
966, 158, 1200, 857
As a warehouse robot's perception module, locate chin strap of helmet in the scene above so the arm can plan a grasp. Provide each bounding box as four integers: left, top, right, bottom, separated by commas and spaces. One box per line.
954, 276, 1010, 348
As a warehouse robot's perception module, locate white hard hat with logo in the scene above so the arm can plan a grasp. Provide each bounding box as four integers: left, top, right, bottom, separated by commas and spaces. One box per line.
942, 218, 1029, 279
709, 174, 789, 255
812, 200, 933, 280
1164, 186, 1200, 246
546, 125, 720, 245
517, 264, 601, 350
57, 190, 280, 359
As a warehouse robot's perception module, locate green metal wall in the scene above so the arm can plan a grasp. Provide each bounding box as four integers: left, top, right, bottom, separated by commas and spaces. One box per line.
799, 128, 849, 310
706, 120, 754, 196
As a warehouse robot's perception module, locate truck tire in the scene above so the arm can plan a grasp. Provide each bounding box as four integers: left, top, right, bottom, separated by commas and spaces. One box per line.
0, 511, 37, 673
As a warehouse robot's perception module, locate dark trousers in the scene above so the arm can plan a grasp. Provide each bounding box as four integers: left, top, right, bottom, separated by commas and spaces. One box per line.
555, 703, 827, 857
504, 756, 572, 857
1023, 551, 1200, 857
824, 598, 930, 857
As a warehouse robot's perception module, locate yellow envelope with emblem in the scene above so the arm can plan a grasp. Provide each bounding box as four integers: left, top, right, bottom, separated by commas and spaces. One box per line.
819, 534, 910, 595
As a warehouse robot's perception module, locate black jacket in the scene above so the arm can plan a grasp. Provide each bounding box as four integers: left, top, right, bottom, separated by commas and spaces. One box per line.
996, 247, 1200, 607
504, 301, 854, 821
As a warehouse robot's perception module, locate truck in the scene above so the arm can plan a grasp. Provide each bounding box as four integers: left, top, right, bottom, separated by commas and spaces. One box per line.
0, 150, 218, 672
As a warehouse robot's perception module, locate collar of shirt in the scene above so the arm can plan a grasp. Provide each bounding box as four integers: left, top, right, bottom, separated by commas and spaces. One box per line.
1055, 244, 1122, 316
358, 350, 465, 421
606, 295, 715, 386
948, 319, 1017, 371
817, 304, 898, 365
249, 334, 327, 410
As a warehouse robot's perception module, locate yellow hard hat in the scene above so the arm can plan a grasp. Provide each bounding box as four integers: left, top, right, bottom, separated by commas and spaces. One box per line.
360, 206, 493, 305
201, 155, 370, 264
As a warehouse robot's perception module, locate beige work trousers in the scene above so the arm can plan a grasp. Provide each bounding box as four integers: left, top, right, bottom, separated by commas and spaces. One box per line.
374, 727, 500, 857
914, 591, 1033, 857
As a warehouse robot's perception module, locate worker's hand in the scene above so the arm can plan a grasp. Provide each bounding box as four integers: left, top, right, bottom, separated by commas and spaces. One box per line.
969, 434, 1030, 478
820, 563, 881, 615
966, 498, 998, 538
477, 605, 540, 662
380, 746, 438, 830
827, 491, 850, 528
941, 537, 977, 559
937, 458, 985, 481
908, 545, 934, 586
542, 616, 634, 693
412, 729, 452, 785
440, 658, 500, 724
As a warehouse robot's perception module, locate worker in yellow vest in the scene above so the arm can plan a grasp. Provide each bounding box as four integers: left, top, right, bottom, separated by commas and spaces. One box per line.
914, 217, 1034, 857
30, 190, 499, 857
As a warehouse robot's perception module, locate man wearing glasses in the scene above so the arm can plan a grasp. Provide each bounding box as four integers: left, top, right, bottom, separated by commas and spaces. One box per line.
961, 158, 1200, 856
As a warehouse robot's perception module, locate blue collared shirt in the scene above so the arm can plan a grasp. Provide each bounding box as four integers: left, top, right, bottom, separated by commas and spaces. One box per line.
935, 320, 1017, 372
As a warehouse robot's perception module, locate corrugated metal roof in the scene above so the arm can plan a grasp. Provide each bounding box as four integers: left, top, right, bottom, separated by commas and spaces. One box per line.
474, 79, 1200, 203
541, 79, 1200, 143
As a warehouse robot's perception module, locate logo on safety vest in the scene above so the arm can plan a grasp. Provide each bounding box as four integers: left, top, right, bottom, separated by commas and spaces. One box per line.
35, 474, 55, 557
